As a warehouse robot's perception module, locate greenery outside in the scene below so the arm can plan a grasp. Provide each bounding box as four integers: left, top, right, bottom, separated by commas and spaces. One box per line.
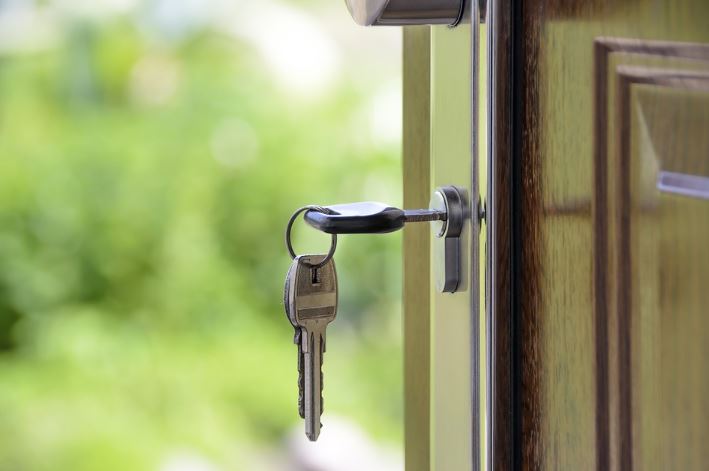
0, 1, 403, 469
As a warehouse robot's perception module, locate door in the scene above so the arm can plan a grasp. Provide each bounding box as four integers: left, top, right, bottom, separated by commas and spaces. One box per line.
352, 0, 709, 469
488, 0, 709, 469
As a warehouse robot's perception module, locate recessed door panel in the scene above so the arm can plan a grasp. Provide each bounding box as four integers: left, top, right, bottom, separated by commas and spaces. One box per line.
624, 75, 709, 470
511, 1, 709, 469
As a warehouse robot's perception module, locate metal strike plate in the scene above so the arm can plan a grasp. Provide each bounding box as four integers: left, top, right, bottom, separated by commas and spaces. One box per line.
344, 0, 465, 26
430, 186, 467, 293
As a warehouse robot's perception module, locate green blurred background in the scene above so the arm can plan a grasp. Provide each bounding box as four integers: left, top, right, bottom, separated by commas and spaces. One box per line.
0, 0, 403, 469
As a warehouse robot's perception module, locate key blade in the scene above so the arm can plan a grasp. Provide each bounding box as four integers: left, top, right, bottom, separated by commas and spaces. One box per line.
302, 329, 324, 441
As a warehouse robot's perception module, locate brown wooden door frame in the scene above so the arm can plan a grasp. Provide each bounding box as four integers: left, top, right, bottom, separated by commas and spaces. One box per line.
486, 0, 516, 469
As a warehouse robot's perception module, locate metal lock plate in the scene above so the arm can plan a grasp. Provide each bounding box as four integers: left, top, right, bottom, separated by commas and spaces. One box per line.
430, 186, 467, 293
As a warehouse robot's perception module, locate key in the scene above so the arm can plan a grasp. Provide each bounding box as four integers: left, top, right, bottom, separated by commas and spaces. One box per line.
284, 260, 306, 419
303, 201, 445, 234
285, 254, 338, 441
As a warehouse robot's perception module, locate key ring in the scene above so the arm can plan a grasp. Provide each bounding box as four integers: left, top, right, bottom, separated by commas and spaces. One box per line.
285, 205, 337, 269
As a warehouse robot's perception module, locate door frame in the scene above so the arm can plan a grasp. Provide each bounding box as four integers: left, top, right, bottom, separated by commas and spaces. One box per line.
402, 0, 489, 467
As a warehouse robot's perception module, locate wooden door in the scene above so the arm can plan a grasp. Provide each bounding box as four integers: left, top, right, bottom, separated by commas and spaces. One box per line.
486, 0, 709, 469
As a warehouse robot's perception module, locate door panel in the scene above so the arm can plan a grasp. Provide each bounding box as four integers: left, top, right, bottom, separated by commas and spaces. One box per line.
404, 1, 709, 469
622, 76, 709, 470
595, 38, 709, 470
512, 1, 709, 469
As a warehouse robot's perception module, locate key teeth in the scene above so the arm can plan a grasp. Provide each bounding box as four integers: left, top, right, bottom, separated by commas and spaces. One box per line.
298, 369, 305, 419
306, 423, 323, 442
295, 327, 305, 419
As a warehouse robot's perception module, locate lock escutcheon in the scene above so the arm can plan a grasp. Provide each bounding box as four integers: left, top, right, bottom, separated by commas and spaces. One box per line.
429, 186, 467, 293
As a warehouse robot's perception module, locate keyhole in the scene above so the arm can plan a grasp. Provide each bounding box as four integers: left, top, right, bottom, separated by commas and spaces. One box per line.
311, 267, 321, 285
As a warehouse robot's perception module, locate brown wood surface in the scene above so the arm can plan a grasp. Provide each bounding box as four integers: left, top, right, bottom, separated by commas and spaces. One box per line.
508, 0, 709, 469
487, 0, 515, 468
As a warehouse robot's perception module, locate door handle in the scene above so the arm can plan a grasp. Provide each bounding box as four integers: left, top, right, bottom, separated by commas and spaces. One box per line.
344, 0, 465, 26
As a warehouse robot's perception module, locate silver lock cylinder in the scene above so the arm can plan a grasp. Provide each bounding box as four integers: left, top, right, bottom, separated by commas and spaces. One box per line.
344, 0, 466, 26
430, 186, 467, 293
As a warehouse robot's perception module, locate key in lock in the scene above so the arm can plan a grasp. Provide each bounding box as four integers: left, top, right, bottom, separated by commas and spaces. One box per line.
303, 186, 470, 293
283, 186, 473, 442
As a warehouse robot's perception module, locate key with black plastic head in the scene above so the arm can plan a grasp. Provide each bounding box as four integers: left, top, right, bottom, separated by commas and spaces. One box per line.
303, 201, 445, 234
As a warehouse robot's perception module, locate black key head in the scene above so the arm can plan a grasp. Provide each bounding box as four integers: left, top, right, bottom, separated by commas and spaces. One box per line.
303, 202, 406, 234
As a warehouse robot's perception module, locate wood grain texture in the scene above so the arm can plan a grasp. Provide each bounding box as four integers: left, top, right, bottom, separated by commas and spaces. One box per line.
595, 39, 709, 471
517, 5, 543, 470
594, 38, 707, 471
615, 66, 709, 470
402, 26, 431, 471
487, 0, 515, 469
512, 0, 709, 470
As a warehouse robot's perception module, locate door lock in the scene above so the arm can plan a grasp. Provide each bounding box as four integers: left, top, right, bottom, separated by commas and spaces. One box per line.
428, 186, 466, 293
301, 186, 468, 293
344, 0, 466, 27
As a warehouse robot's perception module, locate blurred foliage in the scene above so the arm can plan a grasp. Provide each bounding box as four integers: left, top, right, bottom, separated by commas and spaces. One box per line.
0, 2, 402, 469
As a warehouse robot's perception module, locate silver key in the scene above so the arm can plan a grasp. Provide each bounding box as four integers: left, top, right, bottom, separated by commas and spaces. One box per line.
285, 254, 338, 441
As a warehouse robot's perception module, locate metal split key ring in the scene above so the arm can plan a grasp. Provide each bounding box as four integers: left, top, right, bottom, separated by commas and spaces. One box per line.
285, 205, 337, 269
